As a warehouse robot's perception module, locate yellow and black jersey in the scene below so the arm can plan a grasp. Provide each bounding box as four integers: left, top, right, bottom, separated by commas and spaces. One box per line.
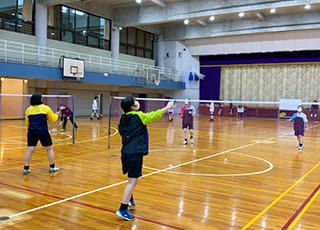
118, 109, 163, 155
25, 104, 58, 134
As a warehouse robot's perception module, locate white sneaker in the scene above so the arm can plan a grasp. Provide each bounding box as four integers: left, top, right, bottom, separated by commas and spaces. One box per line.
182, 140, 188, 145
298, 145, 303, 150
190, 138, 194, 144
315, 114, 317, 118
311, 114, 313, 117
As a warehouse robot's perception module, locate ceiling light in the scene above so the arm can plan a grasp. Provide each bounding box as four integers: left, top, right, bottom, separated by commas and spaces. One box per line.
209, 16, 215, 21
136, 0, 142, 3
239, 12, 245, 17
305, 4, 311, 9
184, 19, 189, 25
270, 8, 276, 13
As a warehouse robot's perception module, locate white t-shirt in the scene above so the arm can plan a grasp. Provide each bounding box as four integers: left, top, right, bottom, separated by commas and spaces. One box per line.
209, 102, 214, 112
92, 99, 98, 110
167, 100, 174, 113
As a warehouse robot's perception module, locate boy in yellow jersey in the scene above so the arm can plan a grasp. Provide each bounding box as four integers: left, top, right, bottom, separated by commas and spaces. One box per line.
23, 93, 60, 174
116, 96, 174, 221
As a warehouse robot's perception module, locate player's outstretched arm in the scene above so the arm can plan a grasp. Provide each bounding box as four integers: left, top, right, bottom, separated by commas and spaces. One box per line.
162, 103, 175, 114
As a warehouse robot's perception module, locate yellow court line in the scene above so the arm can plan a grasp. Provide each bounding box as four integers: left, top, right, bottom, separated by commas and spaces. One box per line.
155, 171, 305, 199
286, 187, 320, 230
241, 161, 320, 230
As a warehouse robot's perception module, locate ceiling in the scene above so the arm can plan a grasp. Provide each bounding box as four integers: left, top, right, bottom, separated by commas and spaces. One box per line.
38, 0, 320, 41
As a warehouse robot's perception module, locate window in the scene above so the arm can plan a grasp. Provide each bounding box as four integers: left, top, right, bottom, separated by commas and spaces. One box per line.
0, 0, 35, 35
120, 27, 154, 59
50, 5, 111, 51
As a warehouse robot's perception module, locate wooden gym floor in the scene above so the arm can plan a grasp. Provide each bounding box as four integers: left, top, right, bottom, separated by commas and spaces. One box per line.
0, 115, 320, 230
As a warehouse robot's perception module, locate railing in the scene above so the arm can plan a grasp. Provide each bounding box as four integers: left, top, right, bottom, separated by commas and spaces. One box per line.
0, 39, 183, 82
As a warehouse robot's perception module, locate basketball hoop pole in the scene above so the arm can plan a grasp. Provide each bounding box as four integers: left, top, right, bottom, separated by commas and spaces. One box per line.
108, 96, 113, 149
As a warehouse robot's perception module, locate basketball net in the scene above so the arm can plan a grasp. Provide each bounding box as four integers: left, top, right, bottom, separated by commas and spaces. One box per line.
73, 73, 81, 81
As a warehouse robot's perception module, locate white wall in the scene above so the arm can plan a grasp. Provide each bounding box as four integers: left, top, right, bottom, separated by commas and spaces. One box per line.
186, 28, 320, 56
162, 41, 200, 101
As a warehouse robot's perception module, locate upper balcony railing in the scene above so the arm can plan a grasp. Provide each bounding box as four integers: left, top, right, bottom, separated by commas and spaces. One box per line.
0, 39, 183, 82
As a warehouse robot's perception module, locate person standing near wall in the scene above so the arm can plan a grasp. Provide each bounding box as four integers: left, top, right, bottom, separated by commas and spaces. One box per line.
90, 96, 100, 120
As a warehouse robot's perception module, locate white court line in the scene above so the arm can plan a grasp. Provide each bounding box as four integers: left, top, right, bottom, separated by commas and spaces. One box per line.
143, 151, 273, 177
0, 127, 118, 150
4, 124, 320, 219
5, 134, 278, 219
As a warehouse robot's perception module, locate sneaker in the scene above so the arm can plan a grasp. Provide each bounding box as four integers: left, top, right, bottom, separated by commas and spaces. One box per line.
128, 199, 136, 208
49, 166, 60, 172
182, 140, 188, 145
311, 114, 313, 117
116, 209, 135, 221
90, 117, 93, 120
97, 117, 100, 120
76, 128, 79, 131
315, 114, 317, 118
298, 145, 303, 150
209, 119, 214, 122
190, 137, 194, 144
60, 129, 65, 132
23, 169, 30, 174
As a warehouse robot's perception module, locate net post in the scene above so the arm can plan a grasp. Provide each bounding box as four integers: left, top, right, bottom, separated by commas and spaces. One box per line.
108, 96, 113, 149
72, 95, 75, 144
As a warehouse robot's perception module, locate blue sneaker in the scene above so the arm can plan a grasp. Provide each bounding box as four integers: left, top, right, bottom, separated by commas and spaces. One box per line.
128, 199, 136, 208
116, 209, 135, 221
23, 169, 30, 174
49, 166, 60, 172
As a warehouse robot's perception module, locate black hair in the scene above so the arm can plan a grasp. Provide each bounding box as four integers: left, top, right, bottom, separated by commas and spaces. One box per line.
121, 96, 135, 113
30, 93, 43, 106
94, 96, 98, 99
314, 100, 317, 102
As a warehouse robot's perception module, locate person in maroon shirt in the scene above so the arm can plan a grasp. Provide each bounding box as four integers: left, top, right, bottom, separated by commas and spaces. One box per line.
59, 104, 78, 132
180, 99, 196, 145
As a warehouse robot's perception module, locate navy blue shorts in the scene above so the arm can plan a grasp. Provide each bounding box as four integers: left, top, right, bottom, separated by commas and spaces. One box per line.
28, 133, 52, 147
182, 124, 193, 129
294, 131, 304, 136
121, 153, 143, 178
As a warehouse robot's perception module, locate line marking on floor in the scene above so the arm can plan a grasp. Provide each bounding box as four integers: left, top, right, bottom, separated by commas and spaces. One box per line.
282, 184, 320, 230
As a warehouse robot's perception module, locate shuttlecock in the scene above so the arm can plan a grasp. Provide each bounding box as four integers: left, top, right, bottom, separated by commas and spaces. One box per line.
224, 158, 228, 162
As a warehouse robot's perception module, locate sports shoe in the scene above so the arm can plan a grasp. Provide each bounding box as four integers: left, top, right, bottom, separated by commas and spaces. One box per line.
128, 199, 136, 208
76, 128, 79, 131
209, 119, 214, 122
60, 129, 65, 132
97, 117, 100, 120
182, 140, 188, 145
90, 117, 93, 120
49, 166, 60, 172
315, 114, 317, 118
311, 114, 313, 117
298, 145, 303, 150
190, 137, 194, 144
116, 209, 135, 221
23, 169, 30, 174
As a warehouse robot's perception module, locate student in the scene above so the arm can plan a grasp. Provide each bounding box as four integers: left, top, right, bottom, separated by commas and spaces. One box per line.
206, 99, 214, 121
167, 98, 175, 122
23, 93, 60, 174
59, 104, 78, 132
117, 96, 174, 220
90, 96, 100, 120
180, 98, 196, 145
289, 105, 308, 150
311, 100, 318, 118
218, 102, 223, 116
229, 101, 233, 117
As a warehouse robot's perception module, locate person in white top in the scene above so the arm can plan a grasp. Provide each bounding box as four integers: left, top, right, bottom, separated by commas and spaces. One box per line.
90, 96, 100, 120
206, 100, 214, 122
167, 98, 175, 122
